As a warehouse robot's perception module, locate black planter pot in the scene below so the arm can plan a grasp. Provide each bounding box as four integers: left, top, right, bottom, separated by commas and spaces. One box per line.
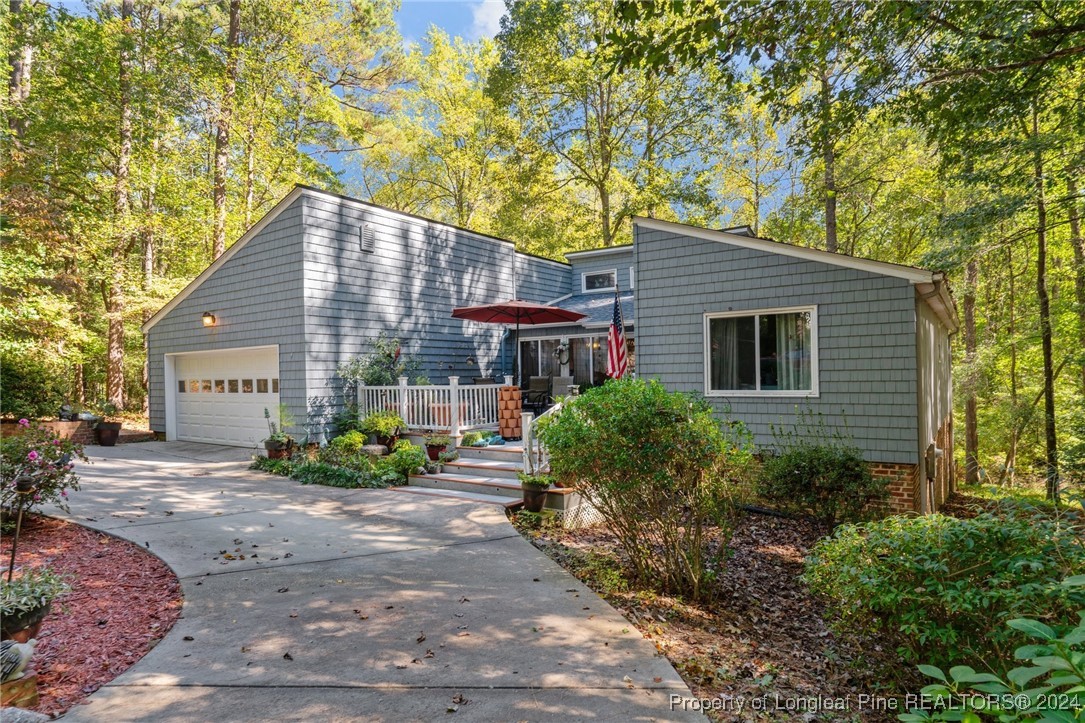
521, 485, 549, 513
96, 421, 122, 446
1, 601, 51, 641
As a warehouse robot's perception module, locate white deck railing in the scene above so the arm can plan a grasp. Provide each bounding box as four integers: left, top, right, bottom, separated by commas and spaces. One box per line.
522, 401, 564, 477
357, 376, 513, 438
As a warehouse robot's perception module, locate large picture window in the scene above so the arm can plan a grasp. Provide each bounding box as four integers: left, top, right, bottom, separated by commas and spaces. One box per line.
705, 307, 816, 395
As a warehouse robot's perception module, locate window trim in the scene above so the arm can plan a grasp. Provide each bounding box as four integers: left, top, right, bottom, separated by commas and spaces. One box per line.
581, 269, 617, 294
703, 305, 819, 398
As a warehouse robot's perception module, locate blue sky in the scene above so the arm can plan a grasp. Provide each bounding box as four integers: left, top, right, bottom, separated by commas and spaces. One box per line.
395, 0, 506, 45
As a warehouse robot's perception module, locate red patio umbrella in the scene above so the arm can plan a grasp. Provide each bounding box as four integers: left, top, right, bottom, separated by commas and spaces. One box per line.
451, 300, 586, 386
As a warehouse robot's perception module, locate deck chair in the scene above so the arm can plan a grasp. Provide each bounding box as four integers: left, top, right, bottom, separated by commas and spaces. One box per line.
524, 375, 551, 414
551, 376, 575, 400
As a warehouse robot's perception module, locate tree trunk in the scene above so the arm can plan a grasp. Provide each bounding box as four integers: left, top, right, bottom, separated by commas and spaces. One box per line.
244, 116, 256, 227
1069, 173, 1085, 394
820, 72, 838, 253
7, 0, 33, 137
107, 0, 135, 410
963, 258, 979, 484
212, 0, 241, 259
1031, 106, 1059, 501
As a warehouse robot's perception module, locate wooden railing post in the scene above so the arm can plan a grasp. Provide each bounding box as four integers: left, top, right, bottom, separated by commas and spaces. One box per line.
522, 411, 534, 475
448, 376, 460, 439
398, 376, 409, 426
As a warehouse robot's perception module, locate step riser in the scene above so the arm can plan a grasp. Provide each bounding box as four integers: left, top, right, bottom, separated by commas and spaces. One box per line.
441, 462, 521, 480
454, 446, 524, 462
408, 476, 523, 500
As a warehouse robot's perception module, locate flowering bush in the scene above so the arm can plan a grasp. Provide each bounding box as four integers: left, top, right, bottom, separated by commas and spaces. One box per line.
1, 419, 88, 514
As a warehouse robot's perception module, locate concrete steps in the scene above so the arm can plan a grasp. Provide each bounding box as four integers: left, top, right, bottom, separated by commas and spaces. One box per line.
391, 485, 521, 509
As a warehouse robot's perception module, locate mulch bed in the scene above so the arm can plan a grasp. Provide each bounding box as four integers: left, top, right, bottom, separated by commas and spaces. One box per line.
1, 514, 182, 718
518, 512, 920, 721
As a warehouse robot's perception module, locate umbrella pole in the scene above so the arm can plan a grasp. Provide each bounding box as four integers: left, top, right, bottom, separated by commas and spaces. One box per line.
514, 319, 521, 387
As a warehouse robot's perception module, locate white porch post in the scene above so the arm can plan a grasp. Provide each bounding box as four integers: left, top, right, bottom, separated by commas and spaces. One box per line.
398, 376, 409, 425
503, 374, 513, 386
356, 382, 365, 419
448, 376, 460, 439
521, 411, 535, 475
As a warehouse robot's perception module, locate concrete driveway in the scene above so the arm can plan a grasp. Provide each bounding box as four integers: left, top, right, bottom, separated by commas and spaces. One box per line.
51, 442, 702, 722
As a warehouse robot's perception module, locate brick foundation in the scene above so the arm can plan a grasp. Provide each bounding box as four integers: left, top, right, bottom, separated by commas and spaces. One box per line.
1, 420, 95, 445
873, 462, 920, 515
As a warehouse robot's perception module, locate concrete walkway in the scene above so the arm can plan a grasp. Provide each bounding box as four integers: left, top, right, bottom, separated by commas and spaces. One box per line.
51, 442, 702, 722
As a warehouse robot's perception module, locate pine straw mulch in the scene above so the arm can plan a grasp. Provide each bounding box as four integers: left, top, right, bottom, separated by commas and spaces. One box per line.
516, 512, 920, 722
1, 514, 182, 718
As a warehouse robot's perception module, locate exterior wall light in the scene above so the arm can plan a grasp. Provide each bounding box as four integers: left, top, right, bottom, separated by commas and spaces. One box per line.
202, 312, 216, 327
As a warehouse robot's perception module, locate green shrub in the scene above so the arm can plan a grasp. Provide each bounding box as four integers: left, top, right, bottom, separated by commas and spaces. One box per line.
1, 419, 87, 514
902, 579, 1085, 721
805, 503, 1085, 675
329, 402, 364, 437
289, 461, 363, 488
0, 354, 68, 420
760, 444, 887, 524
759, 409, 887, 524
318, 443, 374, 473
539, 378, 753, 601
460, 431, 486, 446
1, 566, 70, 618
329, 430, 367, 454
378, 440, 425, 483
336, 331, 422, 387
250, 456, 294, 476
360, 410, 405, 438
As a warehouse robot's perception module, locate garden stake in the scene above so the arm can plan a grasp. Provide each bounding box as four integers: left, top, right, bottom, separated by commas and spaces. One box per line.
7, 476, 36, 582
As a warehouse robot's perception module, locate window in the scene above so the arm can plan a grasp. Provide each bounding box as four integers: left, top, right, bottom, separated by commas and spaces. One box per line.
178, 380, 186, 393
189, 380, 200, 393
272, 378, 279, 393
214, 380, 225, 393
705, 307, 817, 396
201, 379, 212, 393
256, 379, 268, 393
582, 270, 616, 293
228, 379, 239, 394
242, 379, 253, 393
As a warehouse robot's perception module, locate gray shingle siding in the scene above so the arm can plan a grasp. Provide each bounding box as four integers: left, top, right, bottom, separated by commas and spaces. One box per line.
515, 253, 570, 302
569, 250, 634, 295
300, 194, 570, 439
146, 200, 307, 434
634, 225, 919, 464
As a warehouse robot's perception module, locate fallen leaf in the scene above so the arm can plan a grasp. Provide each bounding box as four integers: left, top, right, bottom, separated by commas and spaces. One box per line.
416, 631, 426, 644
277, 587, 289, 593
283, 652, 293, 661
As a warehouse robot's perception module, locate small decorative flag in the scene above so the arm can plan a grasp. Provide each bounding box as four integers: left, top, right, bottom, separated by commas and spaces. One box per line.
606, 289, 628, 379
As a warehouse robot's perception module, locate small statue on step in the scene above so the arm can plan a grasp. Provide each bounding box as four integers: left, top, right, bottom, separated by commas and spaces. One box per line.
0, 638, 36, 683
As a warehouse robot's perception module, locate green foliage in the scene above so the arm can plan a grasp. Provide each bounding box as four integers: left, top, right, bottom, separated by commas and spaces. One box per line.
760, 408, 887, 524
1, 419, 87, 514
517, 472, 553, 489
805, 503, 1085, 674
1, 566, 70, 618
902, 580, 1085, 721
423, 433, 452, 447
330, 402, 364, 437
263, 405, 295, 444
379, 439, 425, 483
337, 332, 421, 388
328, 430, 367, 455
0, 353, 68, 420
359, 410, 405, 439
289, 461, 365, 489
539, 378, 753, 600
437, 450, 459, 464
460, 431, 486, 446
249, 456, 294, 477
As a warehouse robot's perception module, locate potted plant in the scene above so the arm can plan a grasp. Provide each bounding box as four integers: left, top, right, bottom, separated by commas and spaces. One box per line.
94, 402, 123, 447
1, 567, 69, 642
263, 406, 295, 459
517, 472, 553, 514
423, 433, 452, 461
361, 410, 405, 449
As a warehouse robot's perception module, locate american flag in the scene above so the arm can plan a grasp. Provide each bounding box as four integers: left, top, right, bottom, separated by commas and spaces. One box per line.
606, 289, 628, 379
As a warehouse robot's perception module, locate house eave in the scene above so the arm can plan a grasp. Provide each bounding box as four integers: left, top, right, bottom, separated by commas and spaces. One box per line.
563, 244, 634, 261
633, 217, 940, 285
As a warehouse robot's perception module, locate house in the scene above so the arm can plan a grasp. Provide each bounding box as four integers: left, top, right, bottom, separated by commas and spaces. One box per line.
143, 185, 957, 513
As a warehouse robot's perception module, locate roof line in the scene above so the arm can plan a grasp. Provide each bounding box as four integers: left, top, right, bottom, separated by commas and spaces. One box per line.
633, 216, 939, 284
564, 243, 633, 260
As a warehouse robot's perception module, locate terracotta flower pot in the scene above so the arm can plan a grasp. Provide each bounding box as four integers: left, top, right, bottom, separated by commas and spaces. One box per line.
425, 444, 446, 461
1, 602, 50, 642
264, 439, 293, 459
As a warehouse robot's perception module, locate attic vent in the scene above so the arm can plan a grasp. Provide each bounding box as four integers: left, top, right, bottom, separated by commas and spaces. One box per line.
360, 223, 375, 253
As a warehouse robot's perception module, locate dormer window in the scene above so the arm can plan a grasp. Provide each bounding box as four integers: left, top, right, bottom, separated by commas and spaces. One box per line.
582, 270, 616, 293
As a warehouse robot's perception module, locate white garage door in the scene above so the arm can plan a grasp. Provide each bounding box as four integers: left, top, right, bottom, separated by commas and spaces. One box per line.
173, 346, 280, 447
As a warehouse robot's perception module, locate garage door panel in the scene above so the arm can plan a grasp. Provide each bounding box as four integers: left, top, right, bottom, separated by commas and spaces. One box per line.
172, 347, 280, 447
